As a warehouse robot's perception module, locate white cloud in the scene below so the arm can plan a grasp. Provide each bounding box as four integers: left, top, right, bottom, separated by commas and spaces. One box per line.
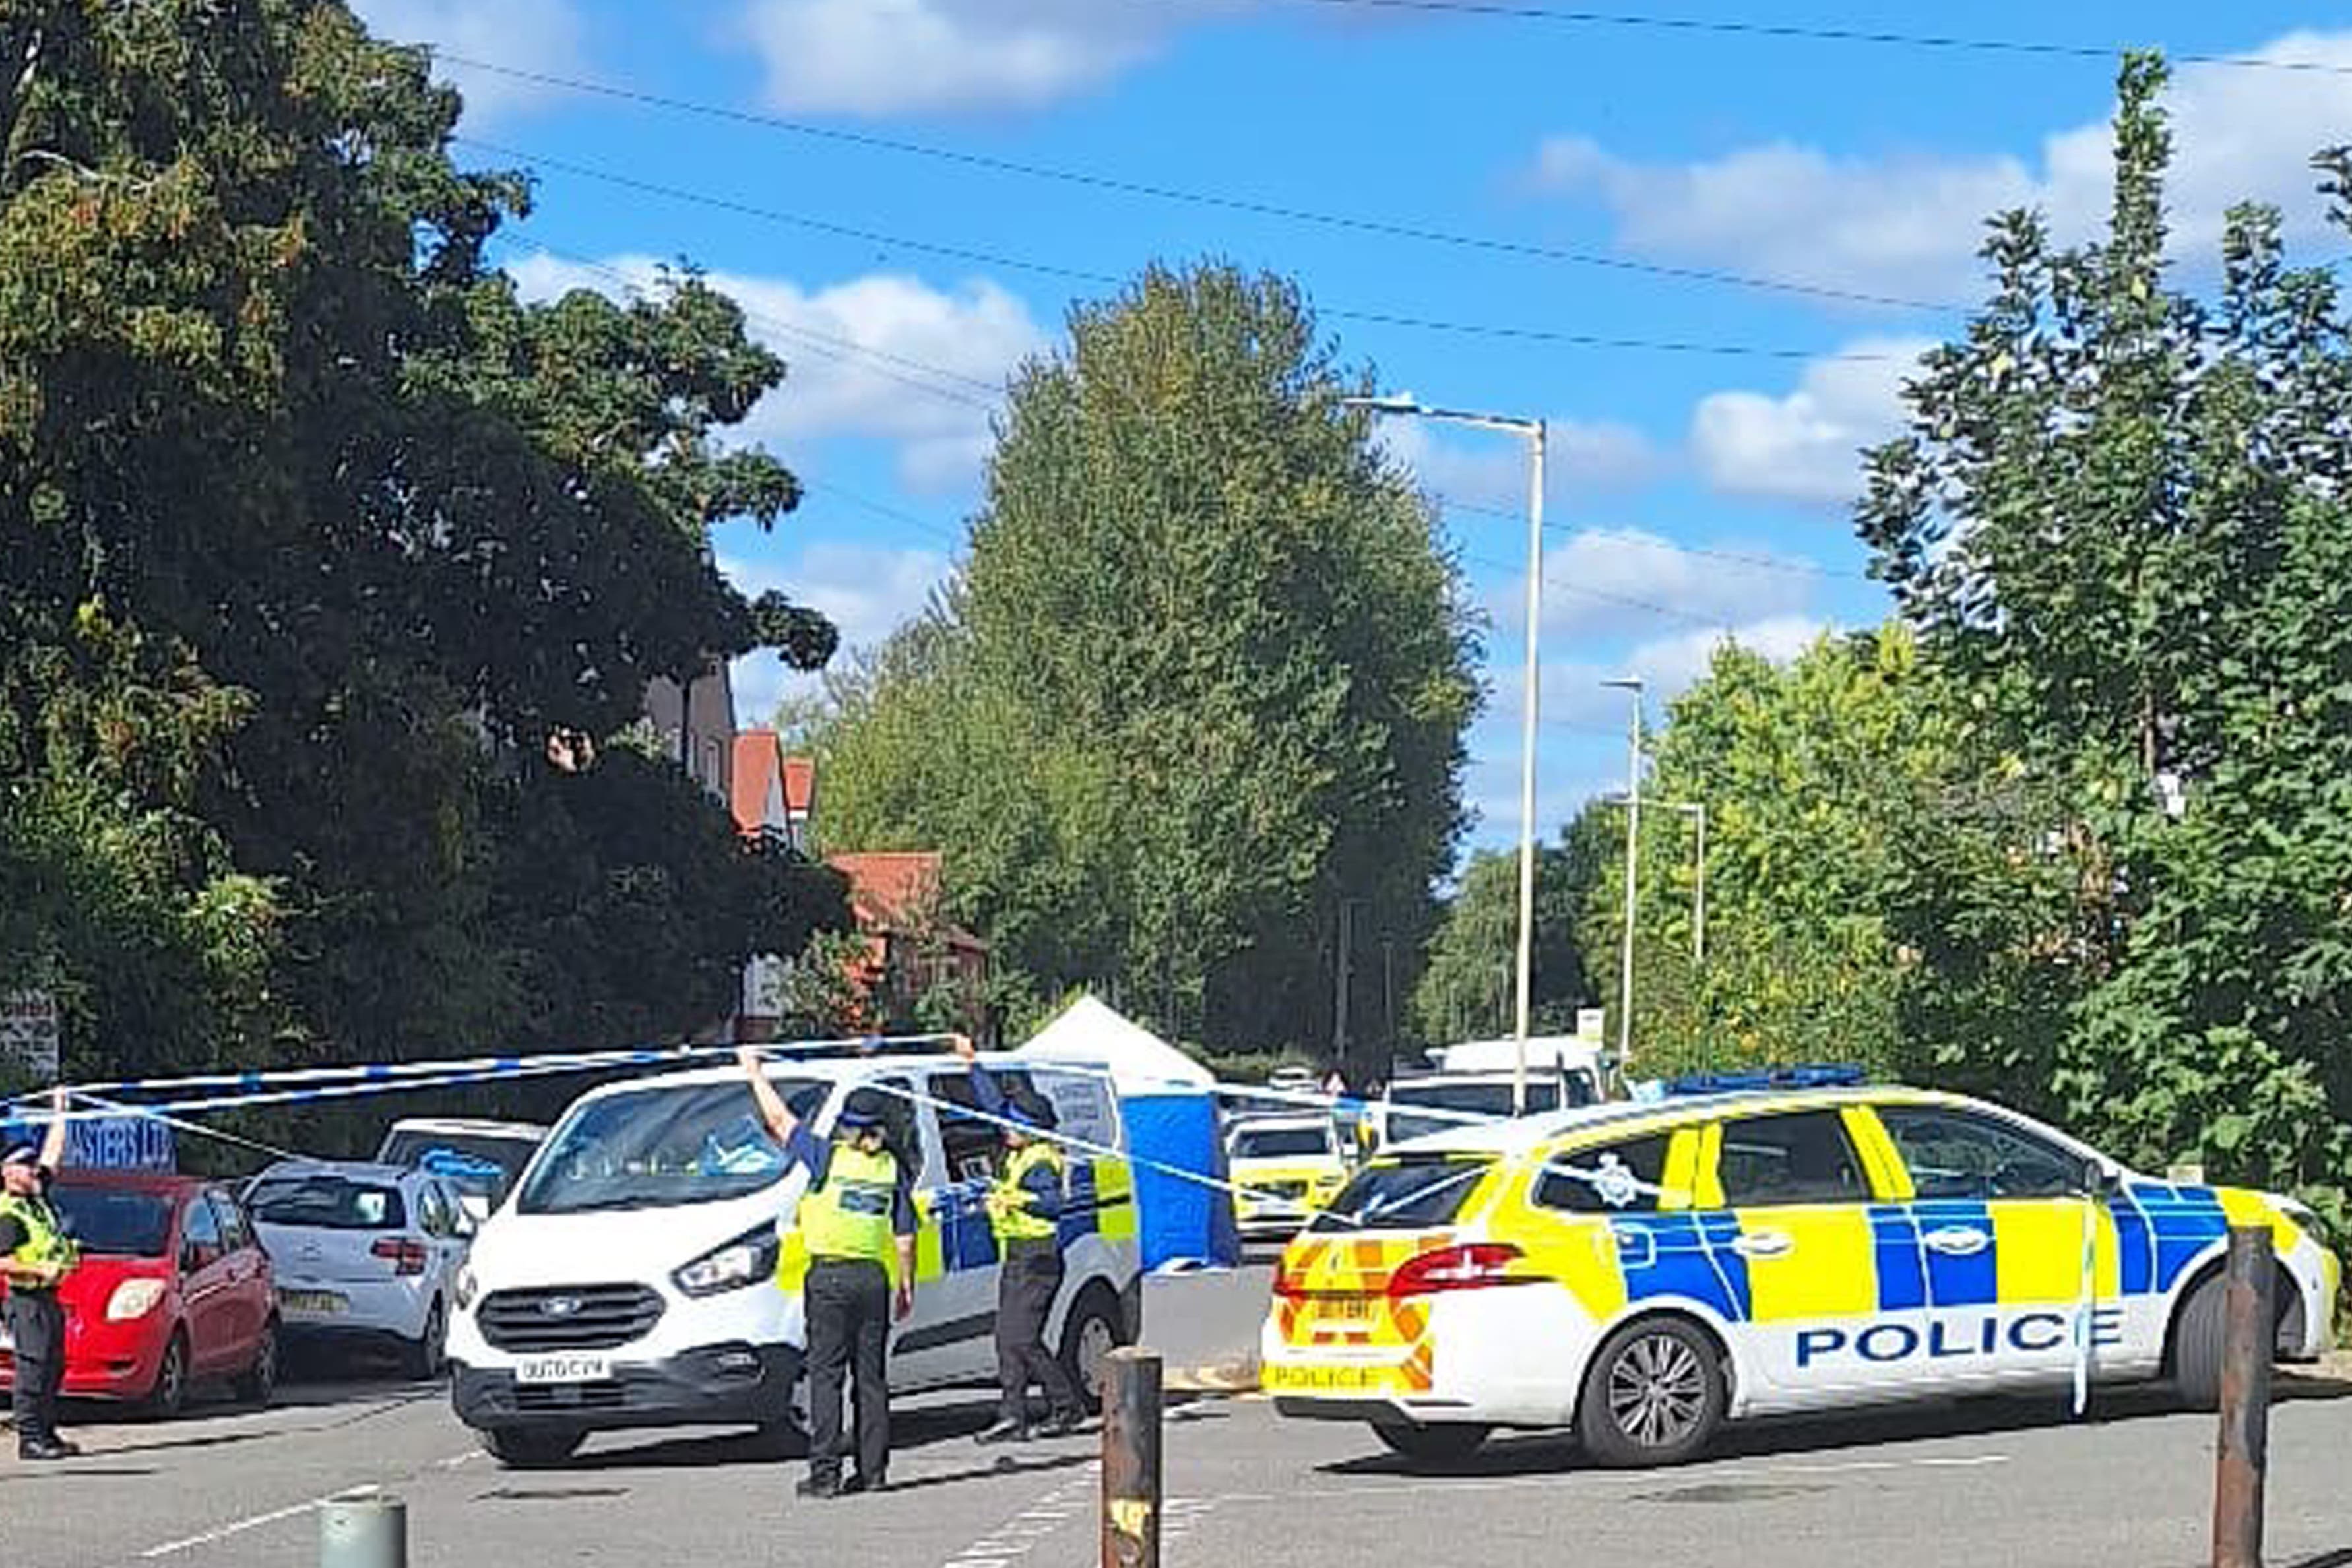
1505, 529, 1818, 640
722, 541, 955, 726
1379, 416, 1667, 514
1530, 615, 1832, 731
736, 0, 1250, 115
352, 0, 589, 125
1534, 30, 2352, 301
1690, 337, 1938, 505
505, 251, 1047, 494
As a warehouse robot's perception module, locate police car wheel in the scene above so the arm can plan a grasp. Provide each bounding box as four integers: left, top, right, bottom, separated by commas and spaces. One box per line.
1577, 1317, 1725, 1468
2170, 1274, 2229, 1412
1060, 1288, 1126, 1416
1370, 1420, 1490, 1465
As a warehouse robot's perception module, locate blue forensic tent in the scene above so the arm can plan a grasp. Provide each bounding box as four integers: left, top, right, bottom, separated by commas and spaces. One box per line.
1017, 997, 1239, 1270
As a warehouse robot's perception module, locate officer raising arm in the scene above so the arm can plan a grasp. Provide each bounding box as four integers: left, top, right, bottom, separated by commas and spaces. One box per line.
952, 1034, 1084, 1445
737, 1048, 916, 1500
2, 1088, 79, 1461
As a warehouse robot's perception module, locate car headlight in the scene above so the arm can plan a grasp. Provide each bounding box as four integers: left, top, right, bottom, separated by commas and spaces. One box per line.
106, 1279, 166, 1323
452, 1265, 478, 1312
673, 1224, 781, 1299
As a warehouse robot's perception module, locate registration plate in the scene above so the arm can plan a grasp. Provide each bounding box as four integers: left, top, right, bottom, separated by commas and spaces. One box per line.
282, 1290, 347, 1315
1311, 1296, 1378, 1323
515, 1353, 612, 1385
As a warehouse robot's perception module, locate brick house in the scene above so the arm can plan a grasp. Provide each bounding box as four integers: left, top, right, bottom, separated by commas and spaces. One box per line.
728, 732, 986, 1039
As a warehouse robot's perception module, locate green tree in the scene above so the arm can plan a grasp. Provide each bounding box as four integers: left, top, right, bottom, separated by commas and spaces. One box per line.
1857, 53, 2352, 1211
1413, 814, 1608, 1046
1579, 627, 1951, 1078
818, 264, 1482, 1065
0, 1, 842, 1075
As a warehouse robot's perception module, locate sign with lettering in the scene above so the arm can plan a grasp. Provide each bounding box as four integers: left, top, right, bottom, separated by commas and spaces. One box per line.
0, 991, 60, 1082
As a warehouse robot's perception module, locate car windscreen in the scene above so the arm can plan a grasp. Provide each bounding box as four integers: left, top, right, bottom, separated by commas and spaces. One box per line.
247, 1176, 407, 1231
1384, 1079, 1571, 1140
515, 1078, 825, 1216
1308, 1154, 1494, 1232
377, 1130, 540, 1201
50, 1187, 174, 1257
1230, 1126, 1333, 1160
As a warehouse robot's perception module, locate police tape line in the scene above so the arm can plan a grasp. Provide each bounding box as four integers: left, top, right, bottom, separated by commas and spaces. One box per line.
13, 1037, 2109, 1411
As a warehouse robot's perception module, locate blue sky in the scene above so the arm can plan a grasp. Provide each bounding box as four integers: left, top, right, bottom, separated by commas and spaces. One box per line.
356, 0, 2352, 856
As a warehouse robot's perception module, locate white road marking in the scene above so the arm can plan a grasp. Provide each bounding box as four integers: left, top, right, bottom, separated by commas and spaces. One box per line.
138, 1483, 380, 1559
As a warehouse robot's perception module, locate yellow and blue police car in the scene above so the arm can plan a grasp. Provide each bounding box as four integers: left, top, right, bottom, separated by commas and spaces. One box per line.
1260, 1077, 2339, 1468
1228, 1115, 1351, 1239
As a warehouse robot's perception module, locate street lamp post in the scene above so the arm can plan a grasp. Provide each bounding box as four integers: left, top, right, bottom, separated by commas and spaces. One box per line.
1606, 794, 1706, 964
1343, 394, 1546, 1113
1602, 678, 1643, 1065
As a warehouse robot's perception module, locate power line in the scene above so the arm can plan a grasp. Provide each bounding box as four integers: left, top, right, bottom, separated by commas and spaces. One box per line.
437, 52, 1947, 313
1460, 548, 1727, 628
455, 138, 1906, 364
1434, 495, 1870, 580
1202, 0, 2352, 76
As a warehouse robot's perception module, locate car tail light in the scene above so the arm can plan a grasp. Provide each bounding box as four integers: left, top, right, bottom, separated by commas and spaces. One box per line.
1386, 1242, 1529, 1298
371, 1238, 428, 1276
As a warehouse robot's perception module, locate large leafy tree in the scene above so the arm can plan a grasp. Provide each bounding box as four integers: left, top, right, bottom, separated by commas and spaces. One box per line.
1857, 53, 2352, 1210
1578, 628, 1950, 1078
819, 264, 1482, 1064
1413, 814, 1608, 1048
0, 1, 842, 1077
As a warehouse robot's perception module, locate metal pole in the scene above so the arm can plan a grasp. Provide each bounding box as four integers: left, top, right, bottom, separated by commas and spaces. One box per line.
1333, 900, 1354, 1075
1692, 802, 1707, 966
1511, 422, 1546, 1115
1615, 683, 1642, 1064
319, 1495, 406, 1568
2212, 1226, 2274, 1568
1102, 1348, 1164, 1568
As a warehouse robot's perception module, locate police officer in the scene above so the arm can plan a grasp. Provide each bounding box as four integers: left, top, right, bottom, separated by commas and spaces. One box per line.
1, 1089, 77, 1461
737, 1048, 916, 1499
953, 1036, 1082, 1445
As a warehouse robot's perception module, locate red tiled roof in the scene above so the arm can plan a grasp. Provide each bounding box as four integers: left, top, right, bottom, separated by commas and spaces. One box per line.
783, 757, 816, 816
827, 852, 986, 954
731, 731, 780, 836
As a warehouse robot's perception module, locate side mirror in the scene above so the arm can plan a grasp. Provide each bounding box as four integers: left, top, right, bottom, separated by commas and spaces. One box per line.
2082, 1156, 2124, 1195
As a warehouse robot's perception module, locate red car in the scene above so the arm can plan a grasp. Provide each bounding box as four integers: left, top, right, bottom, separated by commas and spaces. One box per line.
0, 1172, 278, 1417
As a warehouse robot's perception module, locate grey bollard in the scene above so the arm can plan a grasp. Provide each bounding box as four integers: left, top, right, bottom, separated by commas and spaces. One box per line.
320, 1494, 407, 1568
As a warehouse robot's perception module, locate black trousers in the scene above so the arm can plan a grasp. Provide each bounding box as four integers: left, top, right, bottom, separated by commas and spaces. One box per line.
6, 1290, 66, 1444
804, 1258, 891, 1482
996, 1241, 1078, 1424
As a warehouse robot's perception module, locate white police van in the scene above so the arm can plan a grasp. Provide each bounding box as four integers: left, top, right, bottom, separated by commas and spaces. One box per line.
447, 1050, 1141, 1466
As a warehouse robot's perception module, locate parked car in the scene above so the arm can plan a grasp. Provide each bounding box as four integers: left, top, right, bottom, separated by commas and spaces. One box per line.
447, 1050, 1142, 1468
1264, 1082, 2340, 1468
375, 1119, 549, 1222
0, 1172, 278, 1418
1226, 1115, 1350, 1239
243, 1161, 473, 1378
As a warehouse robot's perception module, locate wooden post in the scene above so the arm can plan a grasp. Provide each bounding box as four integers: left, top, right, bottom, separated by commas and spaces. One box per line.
2212, 1226, 2274, 1568
1102, 1348, 1163, 1568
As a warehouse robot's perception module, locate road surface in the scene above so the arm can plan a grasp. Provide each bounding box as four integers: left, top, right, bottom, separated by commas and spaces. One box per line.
9, 1267, 2351, 1568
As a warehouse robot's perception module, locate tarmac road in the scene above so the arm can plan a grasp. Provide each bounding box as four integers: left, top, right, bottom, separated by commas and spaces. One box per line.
9, 1268, 2351, 1568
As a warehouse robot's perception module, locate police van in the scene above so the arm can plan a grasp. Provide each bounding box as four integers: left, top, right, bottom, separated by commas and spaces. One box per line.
1262, 1083, 2338, 1467
447, 1050, 1140, 1467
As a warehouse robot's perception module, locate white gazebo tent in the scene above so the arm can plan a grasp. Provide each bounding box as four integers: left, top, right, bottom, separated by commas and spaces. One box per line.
1013, 995, 1232, 1269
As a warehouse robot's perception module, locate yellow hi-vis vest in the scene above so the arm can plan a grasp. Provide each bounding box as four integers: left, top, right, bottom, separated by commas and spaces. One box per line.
0, 1190, 78, 1278
799, 1143, 899, 1266
992, 1141, 1064, 1245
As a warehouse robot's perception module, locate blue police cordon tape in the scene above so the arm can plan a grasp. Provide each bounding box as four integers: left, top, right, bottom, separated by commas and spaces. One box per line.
9, 1039, 2114, 1417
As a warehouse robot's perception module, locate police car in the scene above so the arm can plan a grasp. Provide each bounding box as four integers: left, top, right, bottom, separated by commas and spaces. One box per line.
446, 1050, 1141, 1467
1226, 1115, 1350, 1239
1261, 1081, 2339, 1467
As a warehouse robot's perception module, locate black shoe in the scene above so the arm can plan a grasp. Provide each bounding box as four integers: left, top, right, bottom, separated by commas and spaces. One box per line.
975, 1418, 1030, 1446
842, 1471, 887, 1495
1039, 1409, 1083, 1438
796, 1472, 842, 1500
18, 1439, 75, 1462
